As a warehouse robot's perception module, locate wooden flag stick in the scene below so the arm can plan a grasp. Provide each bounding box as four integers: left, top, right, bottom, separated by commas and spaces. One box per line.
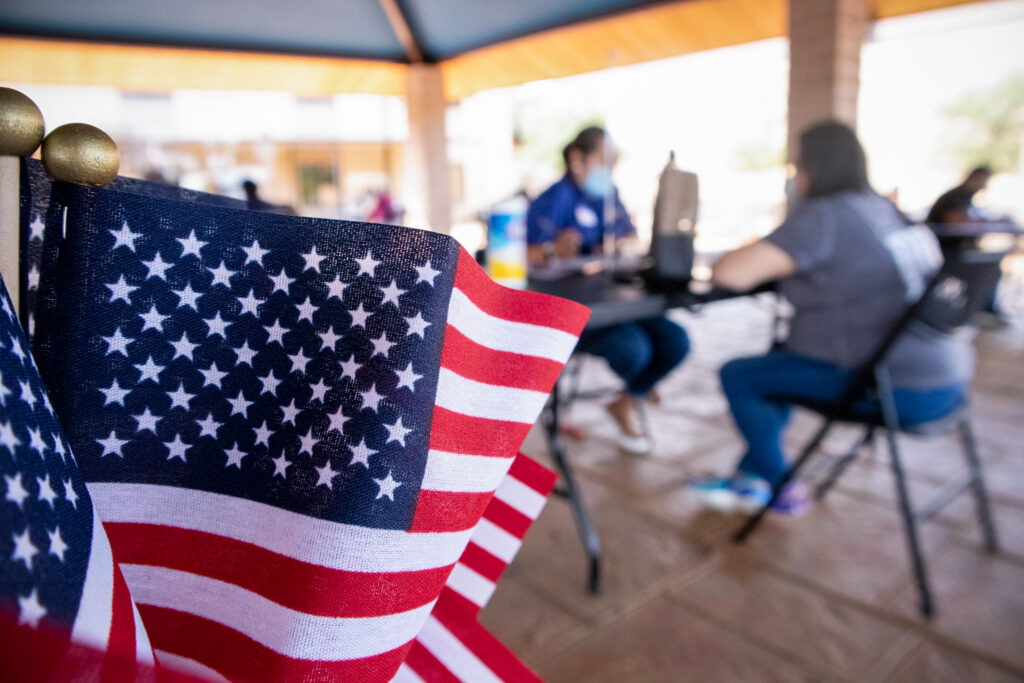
0, 87, 45, 312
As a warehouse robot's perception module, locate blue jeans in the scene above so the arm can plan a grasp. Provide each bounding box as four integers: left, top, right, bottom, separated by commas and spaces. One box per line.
720, 352, 968, 485
578, 317, 690, 396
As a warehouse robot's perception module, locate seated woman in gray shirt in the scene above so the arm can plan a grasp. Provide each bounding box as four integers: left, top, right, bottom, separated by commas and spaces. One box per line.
690, 121, 972, 515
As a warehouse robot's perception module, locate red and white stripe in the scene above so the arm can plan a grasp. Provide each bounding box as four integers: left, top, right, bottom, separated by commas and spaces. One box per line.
88, 248, 588, 682
396, 452, 559, 683
410, 248, 587, 535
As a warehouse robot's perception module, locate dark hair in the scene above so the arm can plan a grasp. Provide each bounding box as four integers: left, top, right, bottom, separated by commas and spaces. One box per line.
242, 179, 257, 194
966, 165, 993, 181
562, 126, 606, 170
798, 121, 871, 198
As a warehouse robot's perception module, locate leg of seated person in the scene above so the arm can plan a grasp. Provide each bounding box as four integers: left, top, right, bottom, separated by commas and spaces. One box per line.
720, 352, 852, 486
578, 323, 653, 390
627, 316, 690, 397
578, 323, 653, 449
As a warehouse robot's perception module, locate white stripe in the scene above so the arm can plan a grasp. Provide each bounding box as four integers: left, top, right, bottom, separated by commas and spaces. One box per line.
70, 506, 114, 650
436, 368, 549, 424
469, 519, 522, 564
416, 615, 501, 683
122, 565, 436, 661
446, 563, 496, 608
494, 476, 547, 520
422, 450, 513, 493
448, 288, 578, 363
391, 663, 426, 683
154, 650, 230, 683
132, 601, 155, 665
90, 483, 474, 573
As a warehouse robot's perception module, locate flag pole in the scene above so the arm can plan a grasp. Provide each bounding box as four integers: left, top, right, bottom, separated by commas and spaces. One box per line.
0, 87, 45, 313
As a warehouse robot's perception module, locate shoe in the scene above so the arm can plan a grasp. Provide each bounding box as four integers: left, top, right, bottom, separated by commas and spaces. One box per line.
771, 482, 811, 516
606, 395, 652, 454
617, 432, 653, 455
687, 475, 770, 513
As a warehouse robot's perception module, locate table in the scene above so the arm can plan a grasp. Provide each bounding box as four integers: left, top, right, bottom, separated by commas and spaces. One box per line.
528, 273, 765, 593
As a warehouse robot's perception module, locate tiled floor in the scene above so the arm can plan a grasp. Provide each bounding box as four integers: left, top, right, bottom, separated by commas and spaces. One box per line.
480, 292, 1024, 682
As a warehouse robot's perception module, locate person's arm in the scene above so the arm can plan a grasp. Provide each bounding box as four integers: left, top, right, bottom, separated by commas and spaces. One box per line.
711, 240, 797, 292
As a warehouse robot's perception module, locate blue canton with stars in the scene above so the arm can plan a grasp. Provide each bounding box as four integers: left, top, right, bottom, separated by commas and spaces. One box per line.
33, 183, 460, 531
0, 276, 92, 636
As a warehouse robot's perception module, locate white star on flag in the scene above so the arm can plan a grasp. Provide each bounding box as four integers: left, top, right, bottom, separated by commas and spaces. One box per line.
106, 275, 137, 304
48, 528, 69, 561
348, 438, 377, 468
373, 471, 401, 501
135, 408, 160, 433
36, 474, 58, 507
316, 461, 340, 488
110, 220, 142, 251
242, 239, 269, 266
379, 280, 406, 308
142, 253, 173, 280
170, 333, 198, 360
139, 304, 167, 332
102, 328, 132, 356
302, 246, 326, 273
18, 589, 47, 628
264, 320, 287, 346
355, 251, 380, 277
224, 443, 245, 469
199, 363, 228, 388
4, 472, 29, 507
415, 260, 440, 286
394, 362, 423, 392
269, 269, 292, 294
165, 434, 188, 461
204, 312, 229, 338
135, 357, 163, 383
173, 283, 202, 311
97, 430, 128, 457
349, 303, 371, 329
404, 312, 430, 338
208, 261, 236, 288
325, 276, 347, 300
177, 229, 207, 258
370, 333, 395, 358
384, 417, 412, 447
197, 413, 220, 438
238, 290, 262, 317
168, 383, 193, 410
100, 379, 129, 406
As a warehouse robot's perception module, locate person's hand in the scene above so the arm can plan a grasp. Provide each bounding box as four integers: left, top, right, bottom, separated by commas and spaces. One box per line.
553, 229, 583, 259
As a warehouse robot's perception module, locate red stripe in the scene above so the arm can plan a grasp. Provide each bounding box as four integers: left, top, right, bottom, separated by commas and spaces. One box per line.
138, 605, 411, 682
106, 523, 451, 618
100, 565, 138, 682
440, 324, 565, 393
453, 248, 590, 336
431, 596, 542, 683
457, 542, 506, 583
403, 641, 460, 683
507, 453, 558, 497
482, 496, 532, 539
428, 406, 531, 458
411, 490, 493, 533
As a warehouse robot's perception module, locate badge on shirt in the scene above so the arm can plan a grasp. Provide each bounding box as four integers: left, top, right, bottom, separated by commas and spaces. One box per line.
574, 204, 599, 229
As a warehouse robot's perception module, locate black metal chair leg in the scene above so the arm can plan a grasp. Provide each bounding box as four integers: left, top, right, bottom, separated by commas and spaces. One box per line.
734, 419, 834, 543
875, 366, 934, 618
815, 427, 873, 501
545, 380, 602, 594
958, 416, 999, 553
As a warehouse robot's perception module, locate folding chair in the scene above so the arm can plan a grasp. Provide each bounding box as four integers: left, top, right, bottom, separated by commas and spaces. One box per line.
733, 245, 1006, 618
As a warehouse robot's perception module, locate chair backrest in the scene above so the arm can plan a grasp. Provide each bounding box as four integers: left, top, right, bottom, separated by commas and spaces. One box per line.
841, 244, 1007, 401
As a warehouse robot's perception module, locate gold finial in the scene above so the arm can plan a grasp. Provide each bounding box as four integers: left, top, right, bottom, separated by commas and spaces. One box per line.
42, 123, 119, 186
0, 87, 45, 157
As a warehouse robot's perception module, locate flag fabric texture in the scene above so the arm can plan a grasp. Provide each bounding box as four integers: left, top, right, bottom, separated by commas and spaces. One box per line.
0, 274, 159, 681
398, 454, 557, 682
25, 178, 589, 681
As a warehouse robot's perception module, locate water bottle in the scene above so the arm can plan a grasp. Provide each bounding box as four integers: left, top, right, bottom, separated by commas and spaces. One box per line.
486, 195, 528, 288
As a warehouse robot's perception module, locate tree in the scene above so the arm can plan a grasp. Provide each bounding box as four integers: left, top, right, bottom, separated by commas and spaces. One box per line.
942, 72, 1024, 173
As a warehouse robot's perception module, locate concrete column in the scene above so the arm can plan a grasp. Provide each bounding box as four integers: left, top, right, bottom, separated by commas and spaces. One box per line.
787, 0, 870, 161
404, 64, 451, 233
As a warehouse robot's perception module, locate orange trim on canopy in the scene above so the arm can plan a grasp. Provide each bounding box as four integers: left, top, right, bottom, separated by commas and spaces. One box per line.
0, 37, 405, 97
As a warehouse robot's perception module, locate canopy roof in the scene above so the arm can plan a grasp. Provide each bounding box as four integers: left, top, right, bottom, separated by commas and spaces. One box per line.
0, 0, 987, 100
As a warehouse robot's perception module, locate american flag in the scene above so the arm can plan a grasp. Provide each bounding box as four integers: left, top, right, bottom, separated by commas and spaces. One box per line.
27, 179, 588, 681
0, 276, 158, 680
398, 453, 557, 682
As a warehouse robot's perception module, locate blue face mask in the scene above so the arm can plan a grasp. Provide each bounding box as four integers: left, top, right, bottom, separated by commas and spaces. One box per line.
581, 166, 614, 199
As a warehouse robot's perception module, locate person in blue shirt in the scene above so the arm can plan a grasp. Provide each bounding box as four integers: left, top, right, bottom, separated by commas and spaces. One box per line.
526, 126, 690, 453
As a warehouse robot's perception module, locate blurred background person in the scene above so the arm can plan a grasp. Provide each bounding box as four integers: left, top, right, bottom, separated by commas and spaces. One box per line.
926, 165, 993, 225
526, 126, 690, 453
691, 121, 973, 515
